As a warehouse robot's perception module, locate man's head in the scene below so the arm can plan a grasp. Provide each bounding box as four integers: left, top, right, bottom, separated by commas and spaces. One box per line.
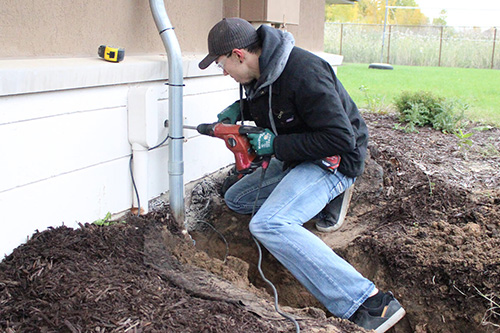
198, 18, 259, 70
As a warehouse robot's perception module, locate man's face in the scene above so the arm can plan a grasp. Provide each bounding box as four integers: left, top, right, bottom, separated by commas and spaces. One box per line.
216, 52, 254, 85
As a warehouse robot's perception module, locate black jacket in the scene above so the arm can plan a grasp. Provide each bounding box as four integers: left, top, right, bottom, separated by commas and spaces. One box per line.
241, 26, 369, 177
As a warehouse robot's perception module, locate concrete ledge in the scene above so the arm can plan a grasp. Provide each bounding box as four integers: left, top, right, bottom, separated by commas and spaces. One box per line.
0, 52, 343, 97
313, 52, 344, 74
315, 52, 344, 67
0, 54, 220, 97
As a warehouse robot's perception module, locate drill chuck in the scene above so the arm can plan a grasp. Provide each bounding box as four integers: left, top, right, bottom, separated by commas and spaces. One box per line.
196, 123, 214, 136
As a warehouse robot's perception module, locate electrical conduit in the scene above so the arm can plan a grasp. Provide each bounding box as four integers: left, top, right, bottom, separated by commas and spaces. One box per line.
149, 0, 185, 225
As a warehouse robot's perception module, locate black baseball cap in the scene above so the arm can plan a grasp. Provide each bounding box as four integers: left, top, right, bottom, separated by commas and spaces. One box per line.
199, 18, 259, 70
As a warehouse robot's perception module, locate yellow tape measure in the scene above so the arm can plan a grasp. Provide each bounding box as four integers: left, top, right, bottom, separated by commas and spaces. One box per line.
98, 45, 125, 62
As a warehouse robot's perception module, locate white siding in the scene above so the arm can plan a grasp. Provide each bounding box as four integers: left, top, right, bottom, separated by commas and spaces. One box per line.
0, 56, 238, 257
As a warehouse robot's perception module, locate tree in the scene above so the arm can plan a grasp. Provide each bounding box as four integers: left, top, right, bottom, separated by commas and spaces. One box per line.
325, 2, 359, 22
359, 0, 385, 24
432, 10, 448, 26
325, 0, 429, 25
392, 7, 428, 25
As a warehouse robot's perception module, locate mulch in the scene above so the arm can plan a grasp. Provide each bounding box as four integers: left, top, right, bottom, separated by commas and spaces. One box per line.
0, 213, 281, 332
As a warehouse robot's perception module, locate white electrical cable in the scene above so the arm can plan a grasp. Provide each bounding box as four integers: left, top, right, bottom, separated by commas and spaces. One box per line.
251, 167, 300, 333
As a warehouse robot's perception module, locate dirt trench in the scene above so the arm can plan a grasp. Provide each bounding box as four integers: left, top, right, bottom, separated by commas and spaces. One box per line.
187, 113, 500, 333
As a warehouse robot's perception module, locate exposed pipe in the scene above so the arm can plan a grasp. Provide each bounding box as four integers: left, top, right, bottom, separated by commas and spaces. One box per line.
149, 0, 185, 225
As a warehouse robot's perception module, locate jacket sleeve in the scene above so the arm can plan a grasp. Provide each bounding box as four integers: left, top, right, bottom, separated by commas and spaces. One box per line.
273, 59, 357, 162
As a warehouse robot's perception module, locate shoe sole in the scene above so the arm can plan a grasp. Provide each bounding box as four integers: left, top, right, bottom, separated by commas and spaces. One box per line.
316, 184, 354, 233
375, 307, 406, 333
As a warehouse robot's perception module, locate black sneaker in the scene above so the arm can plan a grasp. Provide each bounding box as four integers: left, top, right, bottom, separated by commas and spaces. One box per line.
349, 291, 406, 333
220, 167, 241, 196
315, 185, 354, 232
221, 173, 240, 196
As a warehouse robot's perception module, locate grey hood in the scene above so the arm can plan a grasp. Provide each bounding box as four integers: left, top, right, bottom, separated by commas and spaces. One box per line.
244, 25, 295, 100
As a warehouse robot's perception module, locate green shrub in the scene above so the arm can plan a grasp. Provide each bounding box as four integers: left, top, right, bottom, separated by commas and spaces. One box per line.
394, 91, 442, 125
432, 99, 469, 133
394, 91, 469, 133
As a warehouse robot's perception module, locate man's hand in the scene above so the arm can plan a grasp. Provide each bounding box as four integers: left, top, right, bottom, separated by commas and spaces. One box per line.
217, 102, 240, 124
247, 129, 275, 156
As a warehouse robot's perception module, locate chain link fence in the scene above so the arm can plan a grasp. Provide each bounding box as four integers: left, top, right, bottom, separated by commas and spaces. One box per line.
325, 22, 499, 69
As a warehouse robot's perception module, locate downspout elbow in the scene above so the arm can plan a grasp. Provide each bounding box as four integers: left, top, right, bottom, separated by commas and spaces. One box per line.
149, 0, 185, 226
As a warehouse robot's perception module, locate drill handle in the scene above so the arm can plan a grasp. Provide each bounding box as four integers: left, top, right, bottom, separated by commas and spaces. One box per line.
219, 118, 232, 124
238, 125, 266, 135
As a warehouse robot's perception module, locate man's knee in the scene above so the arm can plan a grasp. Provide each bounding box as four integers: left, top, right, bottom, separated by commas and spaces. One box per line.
224, 188, 254, 215
249, 217, 266, 238
224, 191, 242, 213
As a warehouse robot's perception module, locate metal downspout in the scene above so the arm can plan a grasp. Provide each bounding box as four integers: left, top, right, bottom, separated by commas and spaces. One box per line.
149, 0, 185, 225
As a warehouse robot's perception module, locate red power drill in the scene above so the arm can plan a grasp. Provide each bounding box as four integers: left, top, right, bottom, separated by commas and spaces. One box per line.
196, 122, 269, 175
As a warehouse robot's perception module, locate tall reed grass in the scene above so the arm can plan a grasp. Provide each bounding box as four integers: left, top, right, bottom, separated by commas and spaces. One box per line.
325, 23, 500, 69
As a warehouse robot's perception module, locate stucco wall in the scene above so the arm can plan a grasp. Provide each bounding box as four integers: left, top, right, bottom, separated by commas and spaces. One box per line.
289, 0, 326, 51
0, 0, 221, 58
0, 0, 325, 59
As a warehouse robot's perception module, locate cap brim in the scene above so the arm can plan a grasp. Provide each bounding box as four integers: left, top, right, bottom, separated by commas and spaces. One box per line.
199, 54, 218, 70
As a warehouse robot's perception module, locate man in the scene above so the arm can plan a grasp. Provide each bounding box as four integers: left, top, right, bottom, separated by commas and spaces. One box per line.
198, 18, 405, 332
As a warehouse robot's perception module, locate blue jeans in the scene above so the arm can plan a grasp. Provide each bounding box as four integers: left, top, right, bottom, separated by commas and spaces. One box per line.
224, 159, 375, 319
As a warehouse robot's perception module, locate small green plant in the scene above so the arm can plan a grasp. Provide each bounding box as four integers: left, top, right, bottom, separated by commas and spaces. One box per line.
454, 128, 474, 149
359, 85, 390, 114
432, 99, 469, 133
93, 212, 126, 226
393, 122, 413, 132
394, 121, 418, 133
429, 181, 436, 196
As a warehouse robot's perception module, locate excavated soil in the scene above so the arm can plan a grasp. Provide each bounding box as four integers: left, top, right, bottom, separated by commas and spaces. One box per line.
1, 112, 499, 333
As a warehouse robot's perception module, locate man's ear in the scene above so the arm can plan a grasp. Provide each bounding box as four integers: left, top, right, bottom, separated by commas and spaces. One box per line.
233, 49, 245, 63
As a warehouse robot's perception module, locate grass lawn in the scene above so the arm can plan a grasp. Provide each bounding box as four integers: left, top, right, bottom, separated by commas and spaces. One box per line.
337, 63, 500, 127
